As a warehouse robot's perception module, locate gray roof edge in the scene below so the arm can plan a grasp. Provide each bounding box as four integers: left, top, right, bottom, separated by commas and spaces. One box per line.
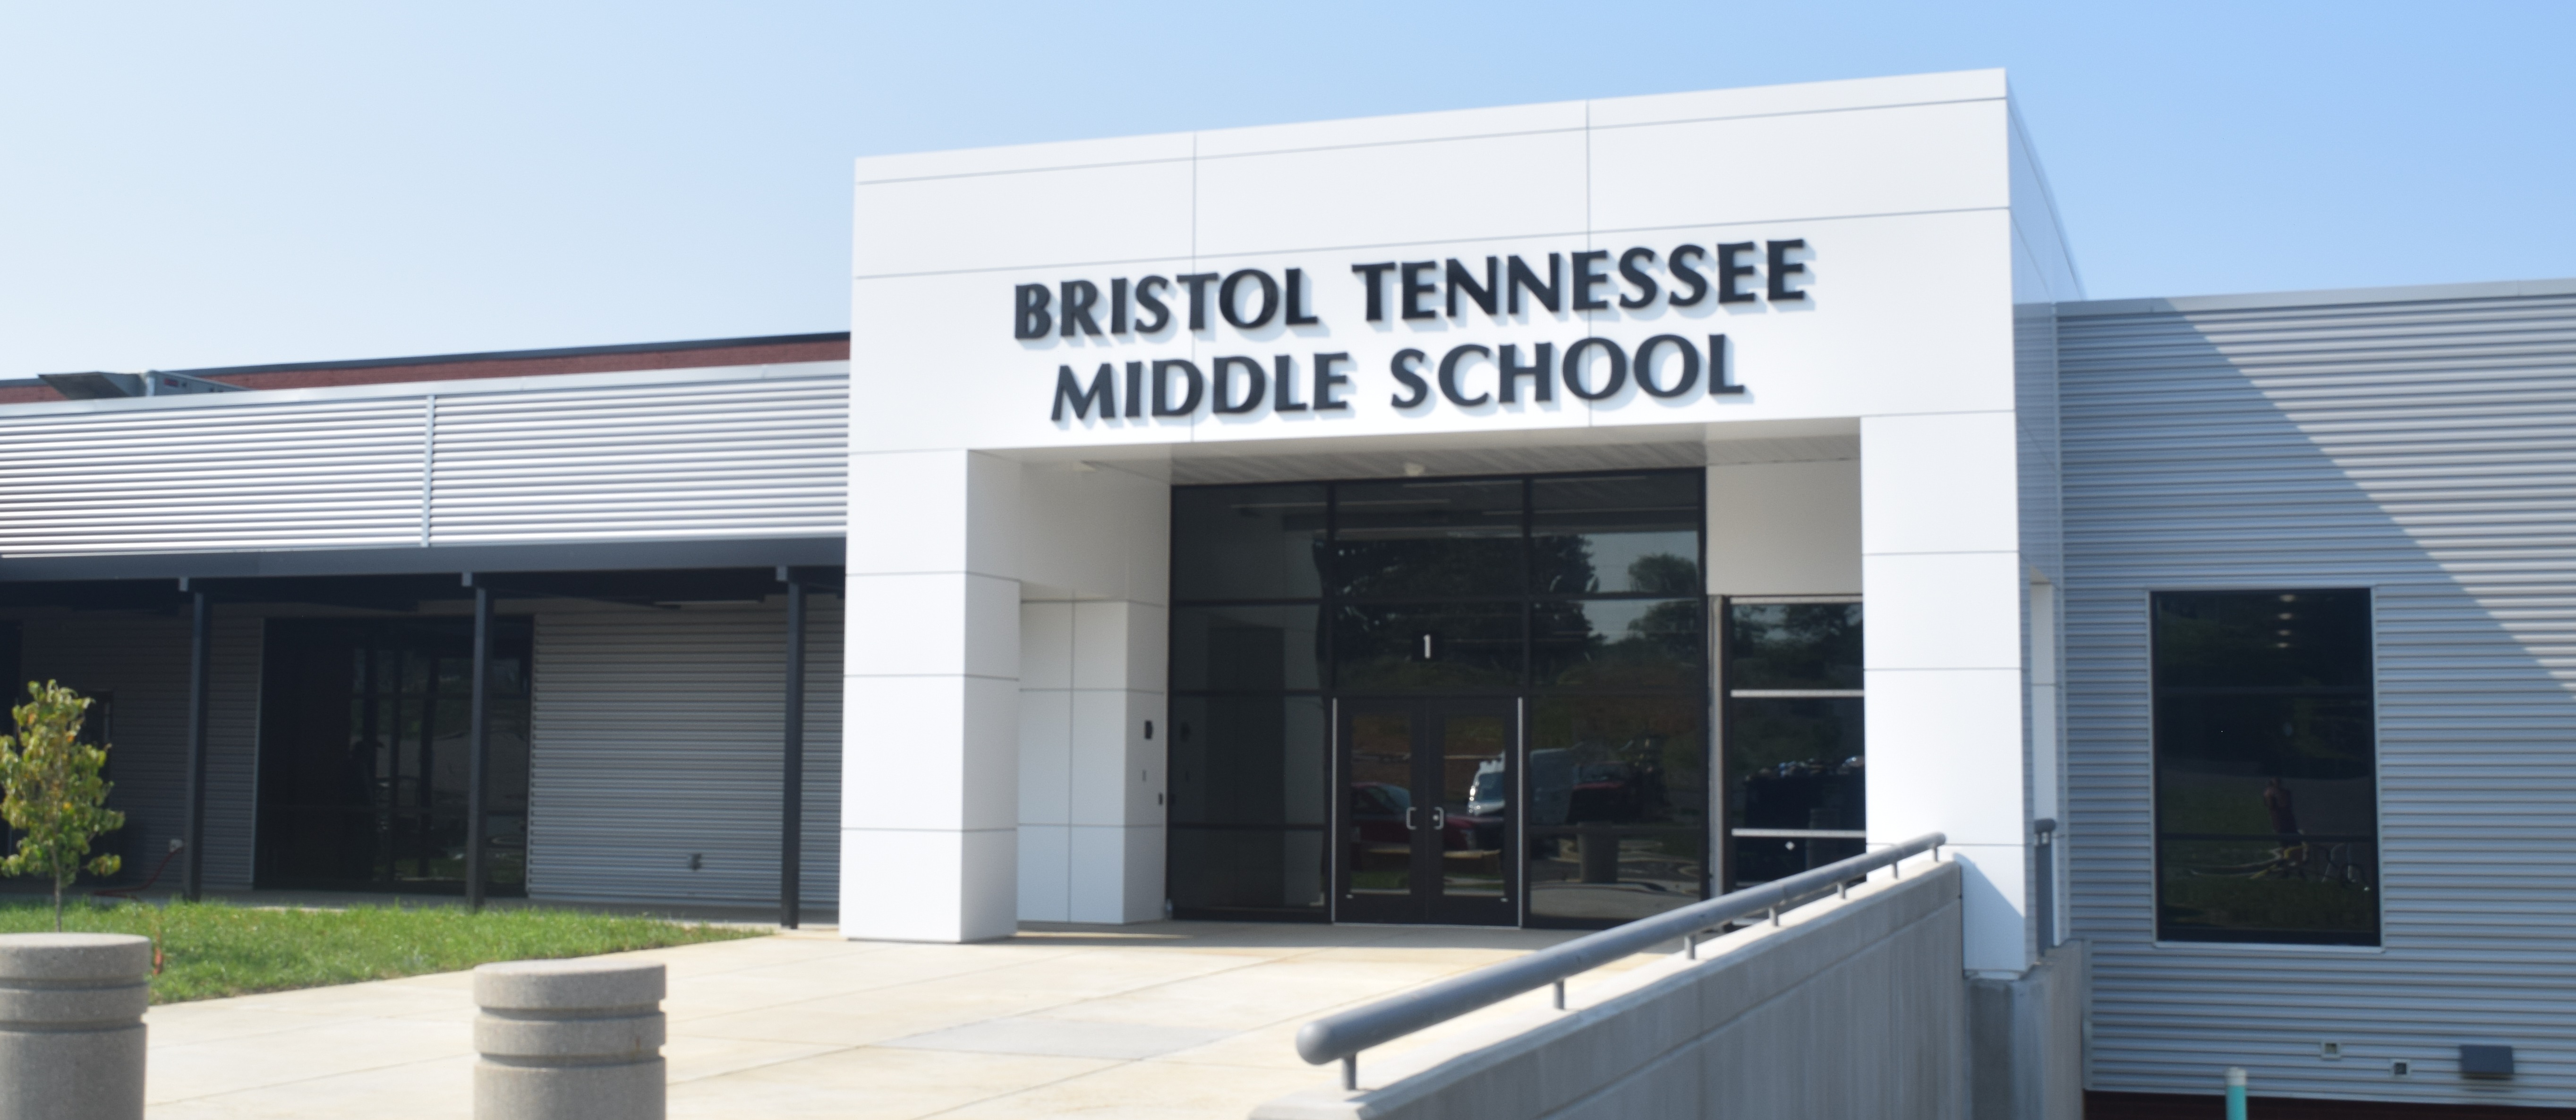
2056, 276, 2576, 318
0, 535, 847, 582
0, 360, 850, 418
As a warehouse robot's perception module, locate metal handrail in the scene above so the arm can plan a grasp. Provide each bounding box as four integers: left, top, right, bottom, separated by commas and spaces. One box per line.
1296, 830, 1949, 1089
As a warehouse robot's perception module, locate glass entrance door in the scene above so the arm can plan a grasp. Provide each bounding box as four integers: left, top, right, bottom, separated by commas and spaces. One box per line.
1337, 697, 1516, 925
256, 617, 531, 895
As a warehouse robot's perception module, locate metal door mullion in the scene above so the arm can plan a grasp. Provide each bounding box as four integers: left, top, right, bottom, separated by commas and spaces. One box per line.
1515, 695, 1528, 928
1328, 696, 1340, 924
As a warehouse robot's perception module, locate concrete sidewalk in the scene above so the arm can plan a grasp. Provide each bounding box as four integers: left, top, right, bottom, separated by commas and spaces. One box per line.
143, 921, 1661, 1119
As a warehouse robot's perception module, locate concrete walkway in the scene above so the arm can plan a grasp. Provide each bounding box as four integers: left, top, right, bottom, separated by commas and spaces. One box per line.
144, 921, 1661, 1119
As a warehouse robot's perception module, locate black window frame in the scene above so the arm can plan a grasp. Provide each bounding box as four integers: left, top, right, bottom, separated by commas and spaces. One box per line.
1718, 596, 1866, 892
254, 616, 535, 897
2148, 587, 2382, 947
1164, 468, 1711, 928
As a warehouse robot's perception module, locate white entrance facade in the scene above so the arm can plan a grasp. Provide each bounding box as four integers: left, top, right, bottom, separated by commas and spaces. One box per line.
839, 68, 2078, 983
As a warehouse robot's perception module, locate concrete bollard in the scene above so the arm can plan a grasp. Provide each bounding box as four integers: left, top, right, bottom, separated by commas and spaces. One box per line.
0, 932, 153, 1120
474, 958, 666, 1120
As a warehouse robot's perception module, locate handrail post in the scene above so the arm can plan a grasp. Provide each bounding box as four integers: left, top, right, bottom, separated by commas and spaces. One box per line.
1341, 1055, 1356, 1092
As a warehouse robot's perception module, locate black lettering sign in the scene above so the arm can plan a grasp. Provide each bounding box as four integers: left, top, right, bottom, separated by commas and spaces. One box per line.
1390, 349, 1430, 409
1052, 362, 1115, 420
1023, 239, 1796, 419
1212, 356, 1268, 414
1437, 344, 1493, 407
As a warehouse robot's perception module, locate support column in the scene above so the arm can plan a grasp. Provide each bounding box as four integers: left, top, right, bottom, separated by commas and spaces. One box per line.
1860, 411, 2030, 977
780, 574, 807, 930
181, 587, 209, 902
1065, 600, 1166, 924
841, 450, 1021, 942
1010, 464, 1170, 925
467, 580, 493, 912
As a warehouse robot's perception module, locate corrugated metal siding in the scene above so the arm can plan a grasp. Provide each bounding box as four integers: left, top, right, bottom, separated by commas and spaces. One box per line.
16, 614, 259, 889
0, 374, 847, 556
527, 601, 842, 908
0, 400, 423, 554
2016, 302, 2065, 585
428, 379, 848, 544
2060, 291, 2576, 1106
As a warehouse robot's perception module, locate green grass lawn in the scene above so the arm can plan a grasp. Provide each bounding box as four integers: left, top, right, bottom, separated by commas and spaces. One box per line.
0, 898, 766, 1003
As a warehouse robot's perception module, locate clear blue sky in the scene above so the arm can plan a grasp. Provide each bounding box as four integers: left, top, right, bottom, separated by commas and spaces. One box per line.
3, 1, 2569, 375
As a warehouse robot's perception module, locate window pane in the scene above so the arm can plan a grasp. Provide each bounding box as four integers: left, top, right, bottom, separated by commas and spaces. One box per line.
2154, 695, 2375, 837
1168, 696, 1328, 828
1332, 602, 1522, 692
1727, 603, 1862, 691
2151, 589, 2378, 945
2153, 589, 2371, 690
1533, 598, 1703, 690
1170, 605, 1323, 692
1731, 834, 1866, 888
1332, 479, 1525, 598
485, 812, 528, 887
1727, 697, 1865, 832
1528, 826, 1705, 923
1529, 694, 1706, 829
1171, 484, 1327, 602
1436, 711, 1511, 899
1344, 708, 1415, 898
1532, 473, 1701, 595
2157, 838, 2379, 944
257, 616, 531, 895
1169, 826, 1327, 915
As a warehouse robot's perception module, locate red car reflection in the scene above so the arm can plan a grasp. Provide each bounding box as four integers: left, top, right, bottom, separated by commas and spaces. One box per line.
1348, 782, 1501, 850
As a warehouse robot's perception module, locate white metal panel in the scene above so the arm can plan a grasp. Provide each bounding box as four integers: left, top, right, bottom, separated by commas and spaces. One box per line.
428, 379, 848, 544
526, 600, 842, 908
15, 614, 259, 890
2059, 289, 2576, 1106
0, 400, 423, 554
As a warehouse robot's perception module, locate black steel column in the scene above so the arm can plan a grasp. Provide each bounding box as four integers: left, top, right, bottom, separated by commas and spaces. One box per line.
181, 588, 211, 901
467, 581, 492, 912
781, 576, 807, 929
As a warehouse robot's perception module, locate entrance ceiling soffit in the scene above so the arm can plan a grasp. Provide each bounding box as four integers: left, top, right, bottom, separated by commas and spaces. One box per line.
1000, 418, 1861, 486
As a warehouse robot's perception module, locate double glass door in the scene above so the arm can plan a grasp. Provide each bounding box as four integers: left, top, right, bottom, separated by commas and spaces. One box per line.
1338, 698, 1517, 925
256, 618, 531, 894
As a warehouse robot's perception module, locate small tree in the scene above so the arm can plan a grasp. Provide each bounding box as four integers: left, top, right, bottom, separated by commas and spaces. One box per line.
0, 681, 125, 931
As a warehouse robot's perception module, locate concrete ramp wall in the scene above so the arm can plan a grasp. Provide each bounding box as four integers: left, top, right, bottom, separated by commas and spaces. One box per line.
1254, 861, 1966, 1120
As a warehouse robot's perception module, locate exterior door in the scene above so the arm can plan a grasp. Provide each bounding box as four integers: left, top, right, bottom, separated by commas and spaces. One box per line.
1336, 697, 1517, 925
256, 618, 532, 895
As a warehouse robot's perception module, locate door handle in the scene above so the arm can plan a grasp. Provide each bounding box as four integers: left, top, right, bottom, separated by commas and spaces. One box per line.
1406, 806, 1420, 831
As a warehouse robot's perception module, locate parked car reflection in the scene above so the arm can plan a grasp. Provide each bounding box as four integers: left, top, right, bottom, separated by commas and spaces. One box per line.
1525, 745, 1675, 826
1349, 780, 1501, 852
